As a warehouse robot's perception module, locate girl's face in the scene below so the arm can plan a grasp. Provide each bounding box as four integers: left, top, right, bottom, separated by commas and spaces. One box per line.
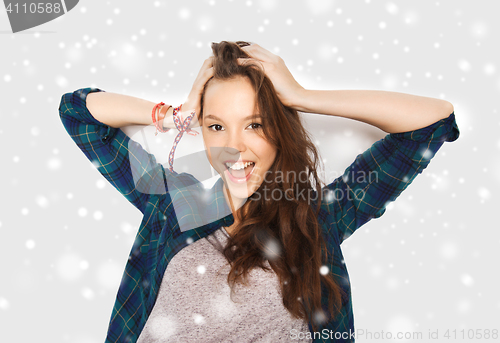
201, 76, 277, 205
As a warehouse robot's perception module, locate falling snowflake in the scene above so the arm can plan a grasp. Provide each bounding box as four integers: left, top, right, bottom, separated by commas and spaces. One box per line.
262, 236, 281, 261
461, 274, 474, 287
193, 313, 205, 325
26, 240, 36, 250
0, 297, 10, 310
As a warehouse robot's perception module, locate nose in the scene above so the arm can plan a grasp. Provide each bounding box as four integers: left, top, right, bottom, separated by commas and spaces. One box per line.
224, 130, 246, 155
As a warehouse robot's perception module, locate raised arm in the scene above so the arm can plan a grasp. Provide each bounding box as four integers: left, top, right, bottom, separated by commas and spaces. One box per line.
58, 87, 169, 215
291, 89, 454, 134
238, 43, 460, 243
58, 58, 215, 215
323, 113, 459, 243
297, 88, 459, 242
86, 57, 214, 130
86, 91, 175, 129
239, 43, 453, 133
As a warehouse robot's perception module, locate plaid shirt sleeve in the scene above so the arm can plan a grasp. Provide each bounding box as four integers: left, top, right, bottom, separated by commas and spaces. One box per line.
58, 87, 167, 215
322, 112, 460, 244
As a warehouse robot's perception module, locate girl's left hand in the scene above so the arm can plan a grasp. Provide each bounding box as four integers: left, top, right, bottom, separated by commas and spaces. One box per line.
238, 44, 305, 108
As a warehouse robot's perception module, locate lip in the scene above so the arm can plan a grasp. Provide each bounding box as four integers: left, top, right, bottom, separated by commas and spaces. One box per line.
223, 161, 255, 184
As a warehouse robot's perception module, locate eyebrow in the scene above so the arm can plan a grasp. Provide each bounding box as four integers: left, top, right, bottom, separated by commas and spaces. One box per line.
204, 114, 261, 122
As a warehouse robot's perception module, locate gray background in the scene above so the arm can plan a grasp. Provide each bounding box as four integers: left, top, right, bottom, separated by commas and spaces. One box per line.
1, 1, 498, 342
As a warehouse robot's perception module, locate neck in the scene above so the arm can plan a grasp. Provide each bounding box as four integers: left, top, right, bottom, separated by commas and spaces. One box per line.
222, 185, 248, 236
222, 184, 246, 215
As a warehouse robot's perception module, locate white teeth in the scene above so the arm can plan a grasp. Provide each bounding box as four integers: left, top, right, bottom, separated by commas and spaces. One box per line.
225, 161, 254, 170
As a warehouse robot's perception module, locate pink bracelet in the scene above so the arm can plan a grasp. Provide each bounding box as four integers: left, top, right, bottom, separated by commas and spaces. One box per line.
152, 102, 169, 136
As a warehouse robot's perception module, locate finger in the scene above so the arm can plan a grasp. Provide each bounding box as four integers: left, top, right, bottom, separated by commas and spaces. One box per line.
204, 66, 214, 80
237, 58, 270, 75
236, 58, 265, 70
238, 57, 269, 66
196, 59, 213, 81
195, 67, 213, 87
237, 57, 255, 65
237, 57, 265, 65
202, 56, 214, 68
241, 44, 274, 61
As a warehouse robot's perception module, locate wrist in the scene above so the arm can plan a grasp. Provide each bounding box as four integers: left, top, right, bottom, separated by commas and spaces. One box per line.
159, 105, 175, 130
288, 88, 311, 112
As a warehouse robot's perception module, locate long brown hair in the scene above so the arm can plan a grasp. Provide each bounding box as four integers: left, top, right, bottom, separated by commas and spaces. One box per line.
199, 41, 345, 331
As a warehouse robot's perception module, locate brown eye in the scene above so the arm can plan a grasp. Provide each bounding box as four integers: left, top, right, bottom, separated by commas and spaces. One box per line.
208, 124, 224, 131
248, 123, 262, 130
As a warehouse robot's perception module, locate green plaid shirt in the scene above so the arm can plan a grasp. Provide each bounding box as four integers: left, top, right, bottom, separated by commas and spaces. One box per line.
59, 87, 459, 342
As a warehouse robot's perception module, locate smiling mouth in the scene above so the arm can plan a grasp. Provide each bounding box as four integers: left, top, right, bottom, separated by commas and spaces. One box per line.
224, 161, 255, 183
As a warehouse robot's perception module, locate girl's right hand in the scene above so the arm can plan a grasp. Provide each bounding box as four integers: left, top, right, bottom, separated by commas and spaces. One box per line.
181, 56, 214, 129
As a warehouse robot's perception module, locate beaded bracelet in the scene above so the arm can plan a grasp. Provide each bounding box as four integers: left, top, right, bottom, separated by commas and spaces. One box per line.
151, 102, 199, 172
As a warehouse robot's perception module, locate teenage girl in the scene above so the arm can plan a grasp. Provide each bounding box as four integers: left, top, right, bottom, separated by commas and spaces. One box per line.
59, 41, 459, 342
